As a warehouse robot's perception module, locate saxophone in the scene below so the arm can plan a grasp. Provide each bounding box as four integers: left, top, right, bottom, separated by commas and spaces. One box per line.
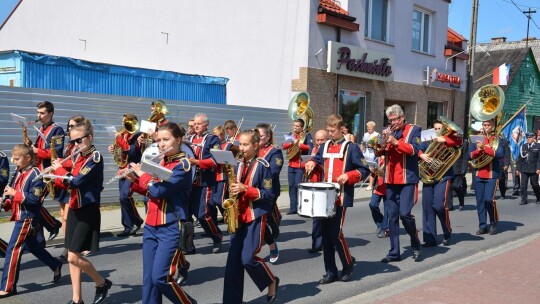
222, 163, 240, 234
44, 135, 63, 199
22, 125, 33, 147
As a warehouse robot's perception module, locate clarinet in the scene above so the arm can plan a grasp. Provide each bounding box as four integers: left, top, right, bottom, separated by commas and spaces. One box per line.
1, 170, 18, 210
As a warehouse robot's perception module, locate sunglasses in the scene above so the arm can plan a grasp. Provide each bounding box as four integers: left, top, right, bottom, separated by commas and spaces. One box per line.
69, 135, 89, 145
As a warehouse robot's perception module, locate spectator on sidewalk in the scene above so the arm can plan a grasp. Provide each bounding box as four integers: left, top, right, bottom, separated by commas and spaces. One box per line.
360, 121, 380, 191
516, 132, 540, 205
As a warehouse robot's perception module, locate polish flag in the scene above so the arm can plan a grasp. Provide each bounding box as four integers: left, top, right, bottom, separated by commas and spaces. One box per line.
492, 63, 510, 86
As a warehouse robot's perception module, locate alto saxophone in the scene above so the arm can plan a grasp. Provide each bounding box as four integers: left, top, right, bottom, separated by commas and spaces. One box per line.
44, 135, 63, 199
22, 125, 33, 147
222, 163, 240, 234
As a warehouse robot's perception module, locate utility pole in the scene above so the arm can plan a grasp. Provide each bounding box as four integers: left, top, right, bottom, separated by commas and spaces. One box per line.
523, 8, 537, 47
464, 0, 479, 137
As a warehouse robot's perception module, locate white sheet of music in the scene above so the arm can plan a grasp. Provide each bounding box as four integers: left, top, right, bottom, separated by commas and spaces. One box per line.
421, 128, 437, 142
210, 149, 236, 165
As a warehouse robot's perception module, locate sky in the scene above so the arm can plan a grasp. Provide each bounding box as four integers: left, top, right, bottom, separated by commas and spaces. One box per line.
449, 0, 540, 43
1, 0, 539, 44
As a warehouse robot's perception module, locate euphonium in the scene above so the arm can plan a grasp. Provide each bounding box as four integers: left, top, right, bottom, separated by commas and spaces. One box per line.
222, 163, 240, 234
419, 116, 463, 183
286, 131, 305, 160
113, 116, 140, 167
44, 135, 63, 198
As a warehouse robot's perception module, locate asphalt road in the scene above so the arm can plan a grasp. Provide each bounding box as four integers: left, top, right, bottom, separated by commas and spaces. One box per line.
3, 191, 540, 304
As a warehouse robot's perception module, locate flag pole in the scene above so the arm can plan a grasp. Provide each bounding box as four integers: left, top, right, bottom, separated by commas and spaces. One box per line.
500, 98, 532, 131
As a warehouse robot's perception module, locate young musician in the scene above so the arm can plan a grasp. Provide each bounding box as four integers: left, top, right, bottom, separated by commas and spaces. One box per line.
211, 125, 231, 224
282, 118, 313, 214
376, 104, 422, 263
368, 155, 389, 238
33, 101, 63, 241
108, 114, 144, 237
224, 119, 241, 142
0, 144, 62, 299
51, 119, 111, 304
469, 119, 504, 235
418, 120, 461, 247
188, 113, 223, 253
128, 122, 196, 304
223, 129, 279, 303
304, 115, 369, 284
302, 129, 327, 253
257, 123, 284, 263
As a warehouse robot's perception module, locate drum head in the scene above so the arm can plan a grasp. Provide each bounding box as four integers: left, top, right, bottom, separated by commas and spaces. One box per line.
299, 182, 336, 190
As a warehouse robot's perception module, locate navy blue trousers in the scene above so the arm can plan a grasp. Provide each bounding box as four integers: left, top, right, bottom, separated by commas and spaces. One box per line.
189, 186, 222, 244
39, 206, 61, 233
321, 206, 353, 277
287, 167, 303, 212
223, 215, 276, 304
422, 179, 452, 245
369, 193, 389, 231
386, 184, 420, 259
474, 178, 498, 230
0, 237, 7, 258
143, 222, 195, 304
312, 219, 322, 250
1, 218, 61, 292
119, 178, 143, 231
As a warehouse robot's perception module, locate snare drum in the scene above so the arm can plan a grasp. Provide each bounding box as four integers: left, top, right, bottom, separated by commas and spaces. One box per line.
297, 182, 338, 218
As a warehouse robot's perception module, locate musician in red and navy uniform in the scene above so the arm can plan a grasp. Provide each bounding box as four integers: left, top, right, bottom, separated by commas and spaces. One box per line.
418, 119, 462, 247
223, 129, 279, 304
376, 104, 422, 263
282, 118, 313, 215
469, 119, 504, 235
128, 122, 196, 304
211, 125, 233, 224
224, 119, 242, 142
368, 155, 389, 238
0, 150, 8, 257
188, 113, 223, 253
108, 114, 144, 237
302, 129, 327, 253
33, 101, 63, 241
0, 144, 62, 299
257, 123, 284, 264
51, 119, 111, 304
305, 115, 369, 284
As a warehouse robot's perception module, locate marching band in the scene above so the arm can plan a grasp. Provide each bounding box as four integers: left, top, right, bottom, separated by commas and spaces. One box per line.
0, 84, 520, 303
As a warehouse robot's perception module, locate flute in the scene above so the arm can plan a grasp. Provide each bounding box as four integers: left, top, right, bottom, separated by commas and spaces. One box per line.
105, 147, 173, 185
33, 147, 82, 182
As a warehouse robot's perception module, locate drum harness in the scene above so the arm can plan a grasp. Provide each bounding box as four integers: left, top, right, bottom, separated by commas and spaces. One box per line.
322, 140, 350, 190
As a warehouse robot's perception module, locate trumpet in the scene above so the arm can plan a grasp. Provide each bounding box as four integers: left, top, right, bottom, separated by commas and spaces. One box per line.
33, 147, 82, 182
373, 125, 396, 153
105, 147, 173, 185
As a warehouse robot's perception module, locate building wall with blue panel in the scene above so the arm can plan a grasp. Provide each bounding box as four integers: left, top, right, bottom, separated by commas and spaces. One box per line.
0, 50, 228, 104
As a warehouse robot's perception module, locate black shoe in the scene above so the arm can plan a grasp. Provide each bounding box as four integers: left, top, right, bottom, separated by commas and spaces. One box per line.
308, 247, 322, 254
53, 263, 62, 283
340, 257, 355, 281
519, 201, 528, 205
0, 290, 17, 298
67, 300, 84, 304
381, 256, 401, 263
48, 225, 60, 241
442, 236, 451, 245
476, 228, 489, 235
212, 240, 222, 253
448, 206, 455, 211
184, 247, 196, 255
93, 279, 112, 304
512, 191, 520, 196
489, 224, 498, 235
176, 261, 191, 285
116, 229, 131, 237
286, 211, 297, 215
421, 242, 436, 248
130, 224, 141, 235
412, 249, 421, 261
501, 195, 506, 199
266, 276, 279, 303
318, 274, 337, 285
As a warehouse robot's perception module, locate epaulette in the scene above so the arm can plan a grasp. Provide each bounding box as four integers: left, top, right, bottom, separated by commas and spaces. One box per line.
0, 150, 6, 158
179, 157, 191, 172
256, 157, 270, 168
93, 151, 101, 163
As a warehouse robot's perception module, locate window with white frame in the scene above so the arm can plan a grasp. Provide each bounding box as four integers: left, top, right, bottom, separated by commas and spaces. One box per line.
365, 0, 389, 42
412, 8, 431, 53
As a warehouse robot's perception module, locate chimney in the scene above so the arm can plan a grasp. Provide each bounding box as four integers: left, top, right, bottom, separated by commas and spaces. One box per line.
491, 37, 507, 43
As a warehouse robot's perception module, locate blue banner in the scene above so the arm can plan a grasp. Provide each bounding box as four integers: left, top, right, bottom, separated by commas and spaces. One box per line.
501, 107, 527, 161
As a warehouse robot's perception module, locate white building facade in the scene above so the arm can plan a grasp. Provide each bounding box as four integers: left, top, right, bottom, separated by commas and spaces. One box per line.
0, 0, 467, 136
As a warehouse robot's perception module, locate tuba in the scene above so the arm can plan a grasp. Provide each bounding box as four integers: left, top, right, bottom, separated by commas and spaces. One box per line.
419, 116, 463, 183
222, 163, 240, 233
142, 100, 169, 149
286, 92, 314, 160
113, 116, 140, 167
469, 85, 505, 169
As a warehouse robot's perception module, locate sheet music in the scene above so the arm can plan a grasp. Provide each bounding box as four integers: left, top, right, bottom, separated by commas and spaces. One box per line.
283, 134, 294, 142
210, 149, 236, 165
10, 113, 27, 126
469, 135, 484, 143
105, 126, 117, 137
140, 160, 173, 181
139, 120, 156, 134
421, 128, 437, 142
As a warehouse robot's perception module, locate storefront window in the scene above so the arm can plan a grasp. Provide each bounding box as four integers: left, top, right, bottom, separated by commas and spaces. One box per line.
427, 101, 443, 127
339, 90, 366, 142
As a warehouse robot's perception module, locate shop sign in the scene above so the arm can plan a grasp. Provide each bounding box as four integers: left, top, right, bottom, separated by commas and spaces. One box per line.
327, 41, 394, 81
426, 66, 462, 90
